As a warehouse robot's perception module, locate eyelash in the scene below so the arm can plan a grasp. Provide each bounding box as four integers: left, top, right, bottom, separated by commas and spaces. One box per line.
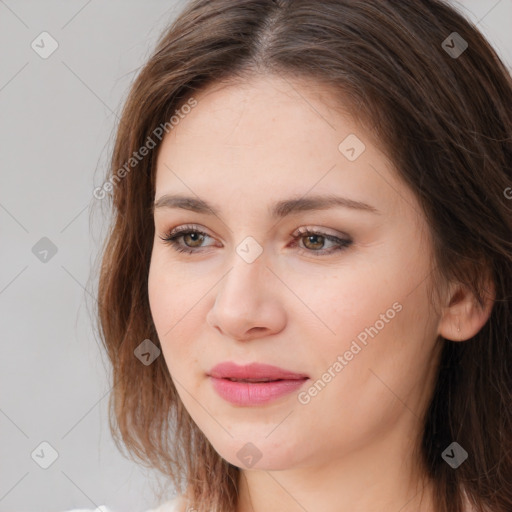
158, 224, 352, 257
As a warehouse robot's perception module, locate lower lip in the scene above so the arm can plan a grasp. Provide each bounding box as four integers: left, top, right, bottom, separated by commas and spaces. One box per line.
209, 377, 308, 406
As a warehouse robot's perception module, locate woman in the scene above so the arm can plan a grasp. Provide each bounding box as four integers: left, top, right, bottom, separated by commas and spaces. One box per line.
88, 0, 512, 511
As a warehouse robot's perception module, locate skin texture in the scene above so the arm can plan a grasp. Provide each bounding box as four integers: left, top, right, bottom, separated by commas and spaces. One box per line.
147, 74, 493, 512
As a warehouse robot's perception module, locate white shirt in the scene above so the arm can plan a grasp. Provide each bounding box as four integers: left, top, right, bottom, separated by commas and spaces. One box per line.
64, 491, 479, 511
62, 495, 182, 512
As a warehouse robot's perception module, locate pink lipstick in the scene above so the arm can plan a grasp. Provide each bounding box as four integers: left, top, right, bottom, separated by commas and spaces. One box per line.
208, 362, 309, 406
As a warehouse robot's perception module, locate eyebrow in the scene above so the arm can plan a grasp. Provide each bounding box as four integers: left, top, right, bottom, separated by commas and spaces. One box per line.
153, 193, 380, 217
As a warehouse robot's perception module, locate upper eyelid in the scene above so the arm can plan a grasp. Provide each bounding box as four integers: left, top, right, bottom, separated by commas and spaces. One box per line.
165, 224, 348, 238
293, 226, 349, 238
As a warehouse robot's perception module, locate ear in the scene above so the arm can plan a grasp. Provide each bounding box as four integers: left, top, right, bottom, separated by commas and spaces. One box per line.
437, 277, 495, 342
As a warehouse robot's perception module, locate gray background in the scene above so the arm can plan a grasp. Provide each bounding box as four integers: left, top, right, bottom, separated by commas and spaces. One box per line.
1, 1, 511, 511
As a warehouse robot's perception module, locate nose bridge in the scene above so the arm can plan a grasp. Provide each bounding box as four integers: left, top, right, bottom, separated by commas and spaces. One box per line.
219, 241, 268, 308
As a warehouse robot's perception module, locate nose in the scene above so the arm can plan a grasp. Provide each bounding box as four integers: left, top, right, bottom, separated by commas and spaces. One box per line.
206, 254, 287, 342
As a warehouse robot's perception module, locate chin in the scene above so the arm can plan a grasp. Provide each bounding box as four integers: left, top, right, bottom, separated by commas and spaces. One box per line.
209, 434, 304, 471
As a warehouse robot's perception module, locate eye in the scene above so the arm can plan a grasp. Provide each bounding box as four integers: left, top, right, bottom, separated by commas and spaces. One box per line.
159, 224, 352, 256
159, 224, 217, 254
289, 227, 352, 256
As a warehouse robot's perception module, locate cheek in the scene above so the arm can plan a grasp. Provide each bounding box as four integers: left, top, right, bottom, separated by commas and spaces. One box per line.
148, 258, 170, 333
148, 250, 197, 330
147, 256, 206, 375
286, 267, 399, 354
295, 251, 436, 391
321, 285, 437, 417
148, 259, 182, 362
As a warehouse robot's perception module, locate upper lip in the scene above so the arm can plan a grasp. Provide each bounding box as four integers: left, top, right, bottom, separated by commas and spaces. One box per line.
209, 362, 309, 380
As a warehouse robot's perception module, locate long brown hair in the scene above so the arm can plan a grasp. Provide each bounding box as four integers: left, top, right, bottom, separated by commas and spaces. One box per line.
93, 1, 512, 511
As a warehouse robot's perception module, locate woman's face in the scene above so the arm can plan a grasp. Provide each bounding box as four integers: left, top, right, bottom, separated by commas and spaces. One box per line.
148, 74, 444, 472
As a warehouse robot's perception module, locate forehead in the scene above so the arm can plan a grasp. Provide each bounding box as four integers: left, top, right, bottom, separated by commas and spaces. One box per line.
158, 74, 360, 157
154, 74, 413, 220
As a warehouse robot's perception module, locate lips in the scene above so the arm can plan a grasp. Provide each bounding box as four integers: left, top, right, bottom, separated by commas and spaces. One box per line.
208, 361, 309, 381
208, 362, 309, 406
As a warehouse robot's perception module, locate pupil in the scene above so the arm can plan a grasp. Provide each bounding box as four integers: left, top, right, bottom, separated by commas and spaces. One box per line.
306, 235, 323, 249
185, 233, 202, 246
